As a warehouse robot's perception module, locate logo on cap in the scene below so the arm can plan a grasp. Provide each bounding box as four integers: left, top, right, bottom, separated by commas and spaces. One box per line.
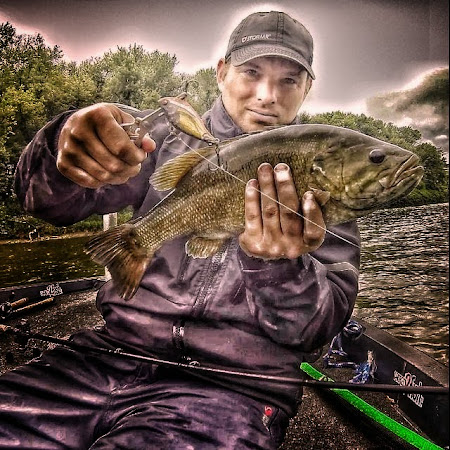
241, 33, 272, 43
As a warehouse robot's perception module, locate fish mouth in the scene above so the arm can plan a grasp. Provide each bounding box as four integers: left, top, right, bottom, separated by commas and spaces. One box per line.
379, 155, 424, 190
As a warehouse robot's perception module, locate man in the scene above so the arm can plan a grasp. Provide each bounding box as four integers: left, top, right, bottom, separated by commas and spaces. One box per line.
1, 11, 360, 449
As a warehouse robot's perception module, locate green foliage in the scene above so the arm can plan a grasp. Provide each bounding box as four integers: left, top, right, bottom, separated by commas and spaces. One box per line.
0, 22, 447, 240
81, 45, 181, 109
299, 110, 422, 148
0, 22, 101, 228
413, 142, 448, 192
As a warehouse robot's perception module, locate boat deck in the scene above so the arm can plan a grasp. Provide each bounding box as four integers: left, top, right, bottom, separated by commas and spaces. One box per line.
0, 287, 430, 449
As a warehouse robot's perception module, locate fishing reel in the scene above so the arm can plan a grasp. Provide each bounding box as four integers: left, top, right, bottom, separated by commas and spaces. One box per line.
13, 319, 32, 351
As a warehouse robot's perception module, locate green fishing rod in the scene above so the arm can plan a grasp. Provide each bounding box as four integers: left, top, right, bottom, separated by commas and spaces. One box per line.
301, 363, 445, 450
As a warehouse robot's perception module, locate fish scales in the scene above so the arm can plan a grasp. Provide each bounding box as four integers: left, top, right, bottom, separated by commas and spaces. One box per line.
85, 124, 424, 300
135, 137, 318, 248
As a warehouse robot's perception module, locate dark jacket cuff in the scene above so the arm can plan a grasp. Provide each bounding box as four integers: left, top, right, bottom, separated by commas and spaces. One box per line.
237, 247, 308, 284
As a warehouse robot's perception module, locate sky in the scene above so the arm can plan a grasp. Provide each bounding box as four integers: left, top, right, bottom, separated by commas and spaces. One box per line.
1, 0, 449, 151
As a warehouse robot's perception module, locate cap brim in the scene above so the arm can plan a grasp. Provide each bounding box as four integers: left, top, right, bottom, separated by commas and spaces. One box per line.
230, 43, 315, 79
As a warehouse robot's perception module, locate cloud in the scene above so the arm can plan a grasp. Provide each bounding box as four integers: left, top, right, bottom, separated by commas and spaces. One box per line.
366, 67, 449, 161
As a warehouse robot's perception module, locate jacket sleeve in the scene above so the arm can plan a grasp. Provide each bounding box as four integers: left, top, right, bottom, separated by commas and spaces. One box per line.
238, 221, 360, 351
14, 109, 163, 226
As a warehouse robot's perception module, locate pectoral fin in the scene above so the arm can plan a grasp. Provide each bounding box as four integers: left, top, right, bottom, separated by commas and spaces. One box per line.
185, 236, 227, 258
309, 187, 331, 206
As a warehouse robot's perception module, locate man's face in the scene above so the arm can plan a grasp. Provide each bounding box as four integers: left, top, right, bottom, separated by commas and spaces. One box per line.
217, 56, 312, 133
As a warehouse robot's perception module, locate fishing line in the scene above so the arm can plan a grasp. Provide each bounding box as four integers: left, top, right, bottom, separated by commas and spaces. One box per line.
174, 135, 406, 276
175, 135, 401, 275
176, 135, 361, 249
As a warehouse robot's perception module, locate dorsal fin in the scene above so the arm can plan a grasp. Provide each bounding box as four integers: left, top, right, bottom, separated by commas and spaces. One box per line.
149, 146, 216, 191
217, 125, 287, 145
149, 125, 289, 191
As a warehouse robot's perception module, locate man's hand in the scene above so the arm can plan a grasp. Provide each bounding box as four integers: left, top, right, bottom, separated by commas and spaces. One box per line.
239, 163, 326, 259
57, 103, 156, 188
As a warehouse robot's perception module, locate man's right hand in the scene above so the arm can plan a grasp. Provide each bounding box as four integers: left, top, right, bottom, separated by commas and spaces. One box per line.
57, 103, 156, 188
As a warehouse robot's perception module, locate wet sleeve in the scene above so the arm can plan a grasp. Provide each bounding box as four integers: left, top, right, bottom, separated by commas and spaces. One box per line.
14, 110, 160, 226
238, 221, 360, 351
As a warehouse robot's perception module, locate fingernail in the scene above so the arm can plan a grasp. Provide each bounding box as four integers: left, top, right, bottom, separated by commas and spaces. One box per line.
258, 163, 272, 173
274, 163, 289, 172
304, 191, 314, 200
275, 167, 291, 182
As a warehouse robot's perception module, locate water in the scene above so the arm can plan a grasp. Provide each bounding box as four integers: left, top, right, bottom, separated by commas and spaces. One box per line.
0, 235, 103, 286
0, 204, 448, 365
356, 203, 448, 366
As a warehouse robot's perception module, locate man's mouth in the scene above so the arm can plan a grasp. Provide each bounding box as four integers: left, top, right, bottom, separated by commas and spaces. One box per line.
247, 109, 278, 123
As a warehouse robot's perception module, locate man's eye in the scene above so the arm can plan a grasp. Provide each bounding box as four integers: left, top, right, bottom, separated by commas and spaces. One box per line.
245, 69, 258, 77
283, 78, 297, 85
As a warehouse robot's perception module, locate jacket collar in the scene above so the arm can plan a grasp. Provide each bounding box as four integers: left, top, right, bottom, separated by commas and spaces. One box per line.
202, 97, 244, 141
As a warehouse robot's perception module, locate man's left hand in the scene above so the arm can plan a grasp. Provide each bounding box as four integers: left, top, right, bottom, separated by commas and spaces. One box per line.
239, 163, 326, 259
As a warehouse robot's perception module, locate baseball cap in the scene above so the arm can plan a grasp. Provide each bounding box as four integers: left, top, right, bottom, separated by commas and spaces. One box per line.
225, 11, 315, 79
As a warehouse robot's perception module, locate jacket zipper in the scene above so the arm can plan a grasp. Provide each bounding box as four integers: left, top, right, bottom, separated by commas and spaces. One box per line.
172, 240, 232, 359
172, 319, 185, 352
172, 319, 200, 365
178, 253, 191, 283
192, 242, 230, 318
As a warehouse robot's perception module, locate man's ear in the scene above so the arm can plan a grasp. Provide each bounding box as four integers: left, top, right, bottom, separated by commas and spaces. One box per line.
216, 58, 227, 93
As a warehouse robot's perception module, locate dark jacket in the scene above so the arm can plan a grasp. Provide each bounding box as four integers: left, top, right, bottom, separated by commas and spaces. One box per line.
14, 97, 361, 416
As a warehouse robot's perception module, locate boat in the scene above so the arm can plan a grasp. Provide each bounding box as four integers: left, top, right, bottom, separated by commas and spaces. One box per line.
0, 277, 448, 449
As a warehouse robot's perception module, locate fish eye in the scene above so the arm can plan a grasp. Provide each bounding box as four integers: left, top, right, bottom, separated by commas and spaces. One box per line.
369, 149, 386, 164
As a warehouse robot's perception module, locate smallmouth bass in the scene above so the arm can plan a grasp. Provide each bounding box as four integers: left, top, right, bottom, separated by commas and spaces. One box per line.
85, 124, 424, 300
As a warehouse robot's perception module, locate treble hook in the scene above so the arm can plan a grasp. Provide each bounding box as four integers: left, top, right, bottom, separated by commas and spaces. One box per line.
182, 79, 200, 98
208, 143, 227, 172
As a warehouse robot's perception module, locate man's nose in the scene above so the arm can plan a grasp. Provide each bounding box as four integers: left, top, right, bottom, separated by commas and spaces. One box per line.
256, 80, 276, 104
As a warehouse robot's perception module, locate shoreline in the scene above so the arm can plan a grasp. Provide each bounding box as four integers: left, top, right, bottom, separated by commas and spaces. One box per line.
0, 231, 95, 245
1, 202, 447, 245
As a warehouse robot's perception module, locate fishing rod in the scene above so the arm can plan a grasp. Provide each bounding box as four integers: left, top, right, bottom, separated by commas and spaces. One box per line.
1, 324, 448, 396
301, 362, 446, 450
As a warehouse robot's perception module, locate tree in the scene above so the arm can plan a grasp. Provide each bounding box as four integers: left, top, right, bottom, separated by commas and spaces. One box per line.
0, 22, 98, 236
81, 45, 181, 109
413, 142, 448, 192
1, 22, 447, 239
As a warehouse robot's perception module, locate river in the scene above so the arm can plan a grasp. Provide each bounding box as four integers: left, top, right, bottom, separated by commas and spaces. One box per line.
356, 202, 448, 366
0, 203, 448, 365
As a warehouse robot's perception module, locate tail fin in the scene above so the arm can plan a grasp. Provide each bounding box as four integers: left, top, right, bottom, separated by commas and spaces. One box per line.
85, 224, 151, 300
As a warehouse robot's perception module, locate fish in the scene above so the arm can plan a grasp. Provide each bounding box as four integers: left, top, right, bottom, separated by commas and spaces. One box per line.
85, 124, 424, 300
